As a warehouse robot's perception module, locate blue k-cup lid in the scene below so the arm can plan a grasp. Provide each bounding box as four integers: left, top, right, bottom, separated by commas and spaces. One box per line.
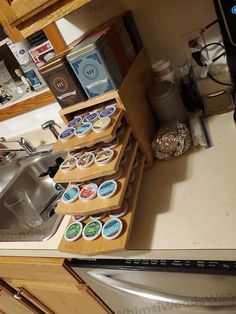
67, 117, 82, 128
102, 218, 123, 240
97, 180, 118, 199
99, 106, 116, 119
82, 112, 98, 124
59, 128, 75, 141
61, 185, 80, 204
75, 123, 92, 137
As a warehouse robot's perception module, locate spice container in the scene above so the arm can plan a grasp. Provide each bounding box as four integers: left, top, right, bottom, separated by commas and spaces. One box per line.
66, 33, 122, 99
21, 61, 47, 91
39, 52, 87, 108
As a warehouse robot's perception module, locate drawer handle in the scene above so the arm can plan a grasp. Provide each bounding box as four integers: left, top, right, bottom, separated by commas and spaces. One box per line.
207, 90, 225, 98
13, 290, 22, 300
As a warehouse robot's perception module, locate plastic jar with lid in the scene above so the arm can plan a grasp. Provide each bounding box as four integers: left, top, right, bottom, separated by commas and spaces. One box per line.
152, 59, 176, 84
147, 80, 186, 126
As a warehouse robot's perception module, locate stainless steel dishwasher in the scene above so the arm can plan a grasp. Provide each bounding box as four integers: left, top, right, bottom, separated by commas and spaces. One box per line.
71, 259, 236, 314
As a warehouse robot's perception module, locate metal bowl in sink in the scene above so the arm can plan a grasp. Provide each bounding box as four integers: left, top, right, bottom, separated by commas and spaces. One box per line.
0, 151, 67, 242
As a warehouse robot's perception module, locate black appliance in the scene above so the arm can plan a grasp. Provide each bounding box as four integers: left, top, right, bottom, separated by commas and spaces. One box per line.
214, 0, 236, 119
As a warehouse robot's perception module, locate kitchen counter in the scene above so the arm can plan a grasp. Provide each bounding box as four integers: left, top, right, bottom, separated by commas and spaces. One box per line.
1, 111, 236, 260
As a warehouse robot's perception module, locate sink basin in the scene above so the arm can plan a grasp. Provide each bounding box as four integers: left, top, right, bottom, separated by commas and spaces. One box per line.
0, 162, 20, 194
0, 151, 67, 242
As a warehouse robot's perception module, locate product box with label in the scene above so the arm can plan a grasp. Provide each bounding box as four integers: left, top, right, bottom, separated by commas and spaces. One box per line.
39, 52, 87, 108
66, 34, 123, 99
29, 40, 56, 68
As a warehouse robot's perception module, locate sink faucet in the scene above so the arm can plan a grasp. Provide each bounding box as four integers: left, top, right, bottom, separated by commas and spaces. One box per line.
41, 120, 61, 140
0, 137, 35, 155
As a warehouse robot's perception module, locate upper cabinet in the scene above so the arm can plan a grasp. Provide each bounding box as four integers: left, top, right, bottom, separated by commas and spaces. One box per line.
0, 0, 92, 40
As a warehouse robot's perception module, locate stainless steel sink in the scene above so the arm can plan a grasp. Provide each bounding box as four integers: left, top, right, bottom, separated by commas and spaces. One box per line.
0, 162, 20, 194
0, 151, 67, 242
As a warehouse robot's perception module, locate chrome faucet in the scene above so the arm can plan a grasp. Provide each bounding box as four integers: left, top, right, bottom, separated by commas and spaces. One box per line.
0, 137, 35, 155
41, 120, 61, 140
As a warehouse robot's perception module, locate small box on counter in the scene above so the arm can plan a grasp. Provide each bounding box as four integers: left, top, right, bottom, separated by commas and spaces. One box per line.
39, 52, 87, 108
66, 34, 123, 99
28, 40, 56, 68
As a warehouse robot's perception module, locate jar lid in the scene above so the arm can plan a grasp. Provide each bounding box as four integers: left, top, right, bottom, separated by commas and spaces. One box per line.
102, 218, 123, 240
61, 185, 80, 204
99, 106, 116, 119
77, 152, 95, 168
79, 183, 98, 201
102, 137, 119, 150
97, 180, 118, 199
67, 117, 82, 128
89, 212, 107, 221
92, 117, 111, 133
64, 222, 83, 242
82, 112, 98, 124
83, 220, 102, 241
75, 123, 92, 137
109, 201, 128, 218
95, 149, 114, 166
59, 157, 77, 172
72, 214, 87, 222
59, 128, 75, 141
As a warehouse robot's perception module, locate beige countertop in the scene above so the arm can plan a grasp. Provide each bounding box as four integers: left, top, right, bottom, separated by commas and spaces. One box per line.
1, 111, 236, 260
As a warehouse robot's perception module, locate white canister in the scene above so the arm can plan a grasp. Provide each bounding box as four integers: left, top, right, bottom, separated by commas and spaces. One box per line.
152, 59, 176, 84
147, 81, 186, 126
7, 39, 31, 66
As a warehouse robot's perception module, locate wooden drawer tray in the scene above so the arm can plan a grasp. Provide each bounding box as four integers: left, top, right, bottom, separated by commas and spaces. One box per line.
53, 125, 131, 183
59, 155, 145, 255
55, 140, 138, 216
52, 108, 124, 152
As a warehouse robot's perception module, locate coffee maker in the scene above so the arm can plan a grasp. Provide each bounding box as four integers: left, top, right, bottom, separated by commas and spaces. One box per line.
214, 0, 236, 119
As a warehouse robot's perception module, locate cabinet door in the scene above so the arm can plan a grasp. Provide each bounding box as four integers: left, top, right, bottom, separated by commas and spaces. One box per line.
1, 0, 92, 38
0, 281, 41, 314
2, 0, 59, 24
6, 280, 112, 314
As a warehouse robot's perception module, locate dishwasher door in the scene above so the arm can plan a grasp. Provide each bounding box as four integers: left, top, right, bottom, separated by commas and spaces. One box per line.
73, 267, 236, 314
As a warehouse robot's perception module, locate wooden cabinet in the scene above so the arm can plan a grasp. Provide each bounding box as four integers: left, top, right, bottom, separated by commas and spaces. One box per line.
0, 280, 41, 314
0, 257, 111, 314
0, 0, 92, 39
5, 280, 110, 314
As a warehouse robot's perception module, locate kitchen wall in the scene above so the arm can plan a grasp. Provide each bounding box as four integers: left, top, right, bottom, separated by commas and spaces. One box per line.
0, 0, 221, 144
56, 0, 219, 64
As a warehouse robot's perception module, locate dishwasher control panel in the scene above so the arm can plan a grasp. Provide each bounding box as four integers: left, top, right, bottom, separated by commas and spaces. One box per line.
71, 259, 236, 275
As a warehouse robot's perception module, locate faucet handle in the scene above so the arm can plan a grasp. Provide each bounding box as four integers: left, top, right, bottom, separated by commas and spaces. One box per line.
41, 120, 61, 130
41, 120, 61, 140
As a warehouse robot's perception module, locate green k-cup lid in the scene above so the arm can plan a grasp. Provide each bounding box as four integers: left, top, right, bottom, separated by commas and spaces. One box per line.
64, 222, 83, 242
82, 220, 102, 241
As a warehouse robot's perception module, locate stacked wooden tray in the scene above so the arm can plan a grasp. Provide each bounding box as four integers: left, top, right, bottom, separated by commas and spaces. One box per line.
55, 139, 138, 216
59, 154, 145, 255
54, 125, 131, 183
53, 108, 124, 152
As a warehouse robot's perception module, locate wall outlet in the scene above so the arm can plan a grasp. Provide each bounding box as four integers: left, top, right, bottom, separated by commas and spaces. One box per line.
180, 28, 204, 59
